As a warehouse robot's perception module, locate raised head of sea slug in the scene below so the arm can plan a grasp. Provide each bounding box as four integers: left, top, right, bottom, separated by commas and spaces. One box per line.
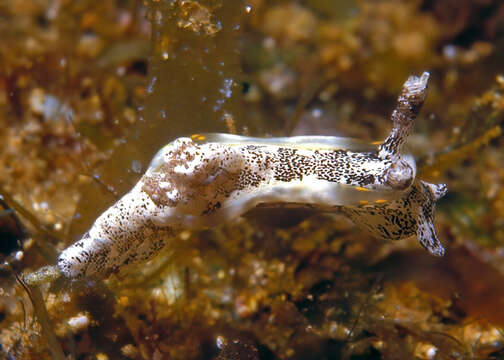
378, 72, 430, 161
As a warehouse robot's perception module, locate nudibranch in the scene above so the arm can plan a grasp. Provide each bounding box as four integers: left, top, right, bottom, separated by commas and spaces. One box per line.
58, 72, 447, 279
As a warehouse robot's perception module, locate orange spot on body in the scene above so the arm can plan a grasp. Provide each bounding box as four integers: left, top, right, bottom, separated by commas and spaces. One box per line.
355, 186, 371, 192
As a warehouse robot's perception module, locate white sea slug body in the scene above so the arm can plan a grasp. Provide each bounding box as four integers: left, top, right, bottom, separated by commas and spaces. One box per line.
58, 72, 447, 279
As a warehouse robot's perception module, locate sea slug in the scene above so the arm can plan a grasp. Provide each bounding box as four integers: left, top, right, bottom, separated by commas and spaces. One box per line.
58, 72, 447, 279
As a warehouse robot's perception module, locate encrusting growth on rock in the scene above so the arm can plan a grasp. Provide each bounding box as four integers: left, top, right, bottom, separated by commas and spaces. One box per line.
53, 71, 447, 280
